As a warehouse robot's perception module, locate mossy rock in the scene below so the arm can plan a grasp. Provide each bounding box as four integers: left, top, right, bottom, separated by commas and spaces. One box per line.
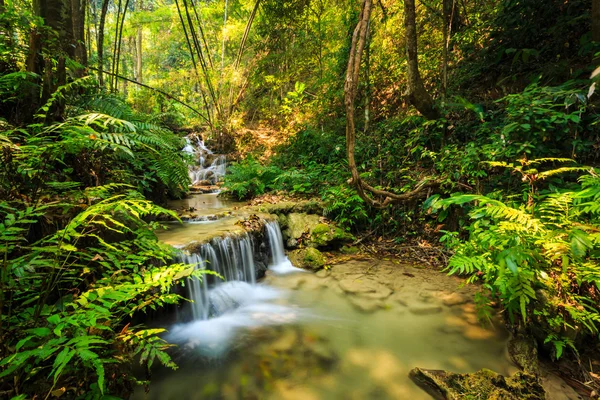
309, 223, 355, 248
340, 245, 360, 254
288, 248, 326, 270
256, 200, 324, 215
409, 368, 545, 400
281, 213, 322, 248
508, 334, 540, 375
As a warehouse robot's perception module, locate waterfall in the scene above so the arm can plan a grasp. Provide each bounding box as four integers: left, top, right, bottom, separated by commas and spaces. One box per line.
168, 220, 303, 355
184, 135, 226, 186
265, 220, 305, 275
179, 233, 257, 321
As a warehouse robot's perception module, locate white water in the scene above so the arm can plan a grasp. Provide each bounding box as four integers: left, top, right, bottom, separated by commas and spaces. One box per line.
184, 135, 226, 185
266, 220, 306, 275
168, 221, 304, 356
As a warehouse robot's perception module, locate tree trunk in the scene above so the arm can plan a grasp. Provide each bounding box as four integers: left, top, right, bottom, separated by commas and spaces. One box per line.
136, 27, 143, 83
27, 0, 77, 116
0, 0, 12, 73
71, 0, 87, 70
593, 0, 600, 42
404, 0, 439, 120
97, 0, 110, 86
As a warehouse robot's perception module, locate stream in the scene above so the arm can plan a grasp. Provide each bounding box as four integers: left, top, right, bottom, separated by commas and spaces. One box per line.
133, 139, 515, 400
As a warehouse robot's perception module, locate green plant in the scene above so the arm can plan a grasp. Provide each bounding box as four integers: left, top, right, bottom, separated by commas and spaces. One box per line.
223, 157, 282, 199
0, 188, 207, 398
437, 171, 600, 358
323, 184, 369, 229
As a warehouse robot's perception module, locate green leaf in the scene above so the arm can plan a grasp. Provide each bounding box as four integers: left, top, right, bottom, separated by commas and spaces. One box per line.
52, 347, 76, 383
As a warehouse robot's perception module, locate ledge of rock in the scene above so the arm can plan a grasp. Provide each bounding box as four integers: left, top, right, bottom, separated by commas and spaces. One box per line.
255, 200, 324, 215
409, 367, 545, 400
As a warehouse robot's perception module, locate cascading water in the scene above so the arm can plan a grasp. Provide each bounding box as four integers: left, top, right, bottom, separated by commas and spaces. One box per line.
184, 135, 227, 186
168, 220, 302, 356
265, 221, 305, 275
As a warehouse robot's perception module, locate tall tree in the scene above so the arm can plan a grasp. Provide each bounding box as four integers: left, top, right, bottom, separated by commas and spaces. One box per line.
593, 0, 600, 42
71, 0, 87, 69
97, 0, 110, 86
404, 0, 438, 119
27, 0, 86, 112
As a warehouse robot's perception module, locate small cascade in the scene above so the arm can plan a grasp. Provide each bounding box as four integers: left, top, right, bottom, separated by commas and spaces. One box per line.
168, 220, 303, 355
184, 135, 227, 186
179, 233, 258, 321
265, 220, 306, 275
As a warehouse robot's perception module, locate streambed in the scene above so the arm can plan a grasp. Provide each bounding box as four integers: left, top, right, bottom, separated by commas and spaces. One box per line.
133, 193, 515, 400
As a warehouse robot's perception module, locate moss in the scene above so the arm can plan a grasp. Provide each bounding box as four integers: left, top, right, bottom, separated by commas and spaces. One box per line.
309, 224, 354, 248
409, 368, 545, 400
288, 248, 326, 270
340, 245, 359, 254
303, 247, 326, 270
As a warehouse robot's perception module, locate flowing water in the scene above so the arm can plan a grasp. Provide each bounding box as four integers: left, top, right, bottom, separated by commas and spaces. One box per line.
184, 136, 227, 185
132, 194, 515, 400
134, 139, 514, 399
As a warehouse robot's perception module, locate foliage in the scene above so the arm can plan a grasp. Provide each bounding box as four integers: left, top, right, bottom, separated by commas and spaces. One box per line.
0, 78, 201, 397
437, 170, 600, 358
0, 188, 206, 398
323, 184, 368, 229
222, 157, 282, 200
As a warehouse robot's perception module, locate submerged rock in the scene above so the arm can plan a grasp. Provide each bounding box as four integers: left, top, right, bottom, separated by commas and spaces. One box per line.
408, 304, 443, 315
338, 278, 392, 299
288, 247, 326, 270
349, 296, 385, 313
409, 367, 545, 400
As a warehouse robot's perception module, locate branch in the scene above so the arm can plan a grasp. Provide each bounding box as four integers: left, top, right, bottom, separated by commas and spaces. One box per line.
344, 0, 438, 208
88, 67, 211, 125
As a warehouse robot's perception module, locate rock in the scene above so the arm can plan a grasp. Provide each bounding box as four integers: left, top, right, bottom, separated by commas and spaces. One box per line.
508, 334, 540, 375
542, 372, 582, 400
409, 367, 545, 400
255, 261, 268, 280
282, 213, 322, 249
256, 200, 324, 215
270, 329, 299, 352
309, 223, 355, 248
349, 296, 384, 313
338, 278, 392, 299
441, 292, 469, 307
408, 304, 443, 315
340, 245, 360, 254
315, 269, 331, 278
288, 248, 326, 270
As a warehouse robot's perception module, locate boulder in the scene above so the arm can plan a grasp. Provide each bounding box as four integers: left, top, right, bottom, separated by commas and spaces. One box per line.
288, 248, 326, 270
409, 367, 545, 400
507, 334, 540, 375
282, 213, 322, 249
309, 223, 355, 248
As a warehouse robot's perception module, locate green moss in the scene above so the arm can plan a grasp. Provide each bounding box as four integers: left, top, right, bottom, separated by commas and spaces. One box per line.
288, 248, 326, 270
312, 223, 330, 236
303, 247, 326, 270
409, 368, 545, 400
340, 245, 359, 254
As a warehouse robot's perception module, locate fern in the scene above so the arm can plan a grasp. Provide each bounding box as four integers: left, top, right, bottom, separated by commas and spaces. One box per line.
439, 170, 600, 357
